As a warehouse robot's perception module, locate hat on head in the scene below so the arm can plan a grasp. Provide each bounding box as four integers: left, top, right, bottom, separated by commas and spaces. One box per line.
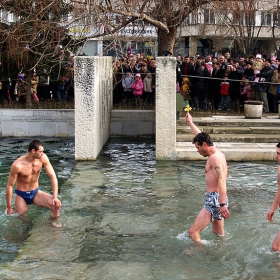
163, 50, 172, 56
256, 54, 262, 59
135, 73, 141, 77
207, 62, 212, 65
271, 56, 276, 61
266, 58, 271, 64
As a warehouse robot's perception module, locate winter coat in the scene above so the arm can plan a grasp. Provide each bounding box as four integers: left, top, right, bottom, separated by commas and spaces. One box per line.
220, 81, 230, 96
143, 76, 154, 93
180, 77, 191, 100
240, 84, 252, 99
192, 62, 210, 95
132, 79, 144, 96
31, 75, 39, 93
268, 69, 280, 96
253, 66, 274, 92
244, 68, 254, 81
122, 75, 134, 91
252, 60, 264, 71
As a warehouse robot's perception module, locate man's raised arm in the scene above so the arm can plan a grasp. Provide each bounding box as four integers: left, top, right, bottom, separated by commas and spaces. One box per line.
185, 113, 201, 136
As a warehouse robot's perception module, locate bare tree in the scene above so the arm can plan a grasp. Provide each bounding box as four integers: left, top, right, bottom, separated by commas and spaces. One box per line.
196, 0, 279, 56
0, 0, 88, 77
84, 0, 222, 56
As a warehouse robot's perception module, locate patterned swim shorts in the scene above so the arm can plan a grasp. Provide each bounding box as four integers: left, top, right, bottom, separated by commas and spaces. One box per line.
204, 192, 228, 222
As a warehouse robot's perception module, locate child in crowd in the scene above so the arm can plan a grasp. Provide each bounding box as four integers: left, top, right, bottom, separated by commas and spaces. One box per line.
205, 62, 213, 76
131, 73, 144, 96
31, 72, 39, 102
180, 77, 192, 108
122, 71, 134, 100
219, 73, 231, 110
143, 71, 155, 103
253, 54, 263, 82
244, 62, 254, 81
240, 79, 252, 101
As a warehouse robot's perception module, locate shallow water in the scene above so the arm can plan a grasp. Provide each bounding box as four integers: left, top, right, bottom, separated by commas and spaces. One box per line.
0, 137, 280, 279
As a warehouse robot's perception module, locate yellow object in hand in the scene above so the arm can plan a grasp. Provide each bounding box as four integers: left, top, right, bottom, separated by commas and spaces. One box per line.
184, 105, 192, 113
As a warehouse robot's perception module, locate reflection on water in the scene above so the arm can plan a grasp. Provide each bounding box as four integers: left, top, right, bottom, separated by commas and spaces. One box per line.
0, 137, 280, 279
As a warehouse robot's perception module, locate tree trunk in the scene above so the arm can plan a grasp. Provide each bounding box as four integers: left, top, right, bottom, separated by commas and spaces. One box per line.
26, 73, 32, 108
157, 27, 177, 56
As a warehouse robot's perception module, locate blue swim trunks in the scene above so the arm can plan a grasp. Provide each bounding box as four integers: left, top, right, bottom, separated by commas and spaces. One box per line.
15, 188, 40, 205
204, 192, 228, 222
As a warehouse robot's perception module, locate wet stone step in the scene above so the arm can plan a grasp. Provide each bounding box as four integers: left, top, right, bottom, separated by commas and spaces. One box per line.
176, 117, 280, 127
176, 134, 279, 143
176, 126, 280, 135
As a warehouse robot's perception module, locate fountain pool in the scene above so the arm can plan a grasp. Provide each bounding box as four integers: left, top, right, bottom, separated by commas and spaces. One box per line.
0, 137, 280, 280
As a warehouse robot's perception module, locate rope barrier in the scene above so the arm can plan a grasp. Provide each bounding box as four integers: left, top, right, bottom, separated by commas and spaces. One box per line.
1, 71, 279, 86
181, 74, 280, 85
115, 71, 280, 86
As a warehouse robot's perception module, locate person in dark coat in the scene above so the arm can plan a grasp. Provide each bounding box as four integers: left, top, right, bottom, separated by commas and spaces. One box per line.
253, 59, 274, 113
192, 61, 210, 110
209, 62, 224, 110
180, 56, 195, 81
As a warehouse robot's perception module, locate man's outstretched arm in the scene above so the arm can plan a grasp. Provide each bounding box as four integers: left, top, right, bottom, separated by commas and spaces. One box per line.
185, 113, 201, 136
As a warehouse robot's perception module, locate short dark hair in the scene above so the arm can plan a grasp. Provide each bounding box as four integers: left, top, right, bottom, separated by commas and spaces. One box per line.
192, 132, 214, 147
28, 140, 43, 152
276, 143, 280, 148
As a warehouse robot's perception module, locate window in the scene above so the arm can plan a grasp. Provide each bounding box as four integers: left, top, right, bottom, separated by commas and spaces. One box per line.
204, 9, 215, 24
261, 12, 272, 26
273, 12, 280, 26
188, 13, 198, 25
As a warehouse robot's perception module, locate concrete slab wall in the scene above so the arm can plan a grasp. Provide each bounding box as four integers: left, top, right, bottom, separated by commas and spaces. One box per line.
74, 56, 113, 160
0, 109, 74, 137
110, 110, 155, 137
155, 57, 177, 160
0, 109, 155, 138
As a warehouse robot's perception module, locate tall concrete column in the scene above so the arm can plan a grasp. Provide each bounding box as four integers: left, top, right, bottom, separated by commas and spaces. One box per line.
155, 57, 177, 160
74, 56, 113, 160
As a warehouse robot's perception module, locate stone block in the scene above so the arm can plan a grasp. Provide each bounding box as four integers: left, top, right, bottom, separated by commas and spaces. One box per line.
244, 101, 263, 119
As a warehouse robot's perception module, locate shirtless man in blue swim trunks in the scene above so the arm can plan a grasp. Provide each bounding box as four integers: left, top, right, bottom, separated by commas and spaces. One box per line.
5, 140, 61, 218
186, 113, 230, 242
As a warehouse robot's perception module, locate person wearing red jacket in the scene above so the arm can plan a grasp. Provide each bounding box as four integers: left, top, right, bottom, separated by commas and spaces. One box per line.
219, 73, 231, 110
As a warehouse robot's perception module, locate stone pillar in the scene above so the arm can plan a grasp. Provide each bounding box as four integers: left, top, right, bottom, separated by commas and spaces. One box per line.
156, 57, 177, 160
74, 56, 113, 160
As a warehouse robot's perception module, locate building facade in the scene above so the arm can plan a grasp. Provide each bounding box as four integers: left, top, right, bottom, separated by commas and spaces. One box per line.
174, 0, 280, 58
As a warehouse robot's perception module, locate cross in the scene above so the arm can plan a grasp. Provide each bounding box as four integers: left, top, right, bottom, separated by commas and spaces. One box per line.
184, 104, 192, 113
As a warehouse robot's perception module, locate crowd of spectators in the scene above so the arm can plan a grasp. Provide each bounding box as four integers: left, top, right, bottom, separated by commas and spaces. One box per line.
2, 51, 279, 113
0, 58, 75, 105
113, 53, 156, 106
178, 52, 280, 113
113, 51, 280, 113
